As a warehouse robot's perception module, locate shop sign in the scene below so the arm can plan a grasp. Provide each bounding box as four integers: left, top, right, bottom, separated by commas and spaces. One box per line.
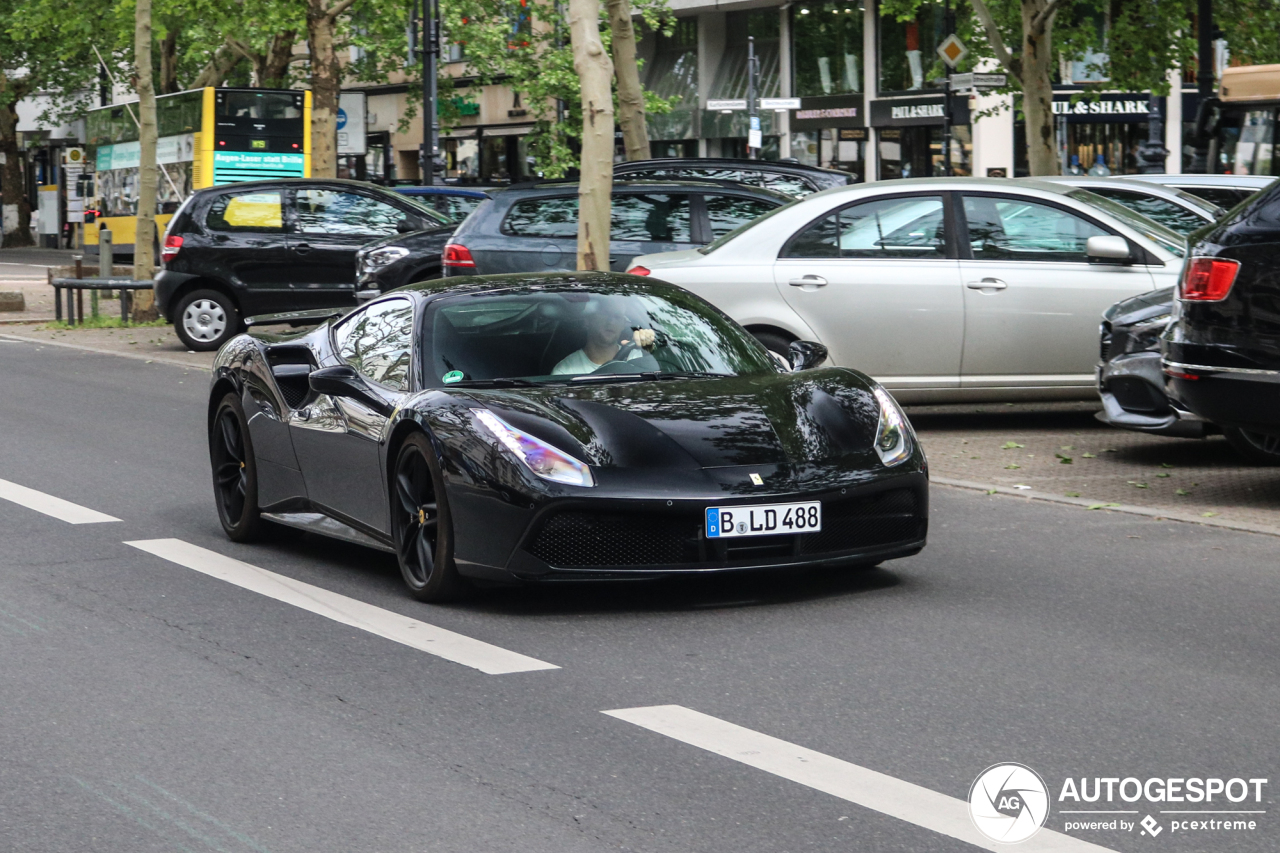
1052, 99, 1150, 116
891, 103, 945, 120
796, 107, 859, 120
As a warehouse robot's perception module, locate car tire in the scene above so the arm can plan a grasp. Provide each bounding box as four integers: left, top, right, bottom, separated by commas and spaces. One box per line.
1223, 426, 1280, 466
210, 392, 263, 542
391, 433, 467, 602
752, 331, 793, 358
175, 289, 240, 351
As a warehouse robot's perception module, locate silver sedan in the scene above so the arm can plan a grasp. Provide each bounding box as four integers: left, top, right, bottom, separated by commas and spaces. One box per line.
628, 178, 1186, 404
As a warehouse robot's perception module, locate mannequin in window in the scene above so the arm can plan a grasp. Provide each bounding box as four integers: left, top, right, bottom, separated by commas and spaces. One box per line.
905, 21, 924, 90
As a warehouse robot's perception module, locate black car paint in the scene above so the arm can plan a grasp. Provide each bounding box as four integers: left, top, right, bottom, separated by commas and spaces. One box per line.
1165, 184, 1280, 435
156, 178, 449, 324
612, 158, 854, 195
356, 224, 458, 293
209, 273, 927, 585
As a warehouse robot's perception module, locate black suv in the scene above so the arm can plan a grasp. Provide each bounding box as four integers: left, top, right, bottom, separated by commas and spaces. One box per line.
435, 180, 793, 279
612, 158, 854, 197
157, 179, 450, 350
1164, 181, 1280, 459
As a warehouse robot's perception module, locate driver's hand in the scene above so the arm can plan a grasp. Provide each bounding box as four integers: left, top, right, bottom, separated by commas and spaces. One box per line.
629, 328, 657, 350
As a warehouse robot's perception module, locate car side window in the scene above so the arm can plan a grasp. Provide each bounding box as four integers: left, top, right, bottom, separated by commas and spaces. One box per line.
503, 197, 579, 238
963, 196, 1108, 262
206, 190, 285, 232
295, 189, 407, 236
333, 297, 415, 391
705, 195, 782, 239
1087, 189, 1207, 235
783, 195, 946, 259
611, 194, 692, 242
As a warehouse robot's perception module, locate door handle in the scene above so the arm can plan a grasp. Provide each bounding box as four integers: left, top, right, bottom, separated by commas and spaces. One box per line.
966, 277, 1008, 291
788, 275, 828, 287
293, 243, 312, 255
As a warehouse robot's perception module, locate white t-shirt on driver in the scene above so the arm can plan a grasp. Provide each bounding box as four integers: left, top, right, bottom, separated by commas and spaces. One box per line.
552, 347, 646, 376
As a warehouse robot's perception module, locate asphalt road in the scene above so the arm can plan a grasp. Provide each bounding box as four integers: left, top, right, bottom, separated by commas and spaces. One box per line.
1, 339, 1277, 852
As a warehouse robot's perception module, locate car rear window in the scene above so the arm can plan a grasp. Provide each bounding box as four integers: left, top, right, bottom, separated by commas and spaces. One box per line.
206, 191, 285, 232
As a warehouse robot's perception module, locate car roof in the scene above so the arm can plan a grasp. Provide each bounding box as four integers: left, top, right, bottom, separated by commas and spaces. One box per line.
1032, 176, 1218, 207
802, 176, 1080, 197
190, 177, 409, 197
613, 157, 849, 179
491, 179, 795, 202
395, 270, 675, 302
1122, 174, 1278, 189
393, 186, 490, 198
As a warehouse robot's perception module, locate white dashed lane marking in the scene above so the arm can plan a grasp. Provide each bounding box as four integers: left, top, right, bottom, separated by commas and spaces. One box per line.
126, 538, 559, 675
0, 478, 121, 524
604, 705, 1118, 853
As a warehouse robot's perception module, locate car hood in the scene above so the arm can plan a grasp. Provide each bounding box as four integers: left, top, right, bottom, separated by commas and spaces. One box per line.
449, 368, 881, 470
1104, 286, 1174, 327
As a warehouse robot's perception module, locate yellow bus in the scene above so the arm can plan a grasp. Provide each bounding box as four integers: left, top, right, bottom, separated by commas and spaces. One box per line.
84, 87, 312, 254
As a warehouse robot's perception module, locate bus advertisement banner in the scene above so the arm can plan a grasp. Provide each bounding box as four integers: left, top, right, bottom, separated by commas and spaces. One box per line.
213, 150, 307, 184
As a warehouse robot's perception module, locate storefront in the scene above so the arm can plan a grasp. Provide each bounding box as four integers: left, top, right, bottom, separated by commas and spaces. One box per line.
870, 95, 970, 179
789, 96, 867, 182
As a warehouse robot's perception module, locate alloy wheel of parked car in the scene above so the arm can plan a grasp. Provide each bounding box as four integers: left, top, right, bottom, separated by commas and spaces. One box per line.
176, 289, 239, 351
391, 433, 465, 602
1223, 426, 1280, 466
210, 393, 262, 541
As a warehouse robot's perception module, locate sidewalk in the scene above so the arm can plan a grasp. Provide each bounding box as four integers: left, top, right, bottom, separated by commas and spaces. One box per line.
908, 402, 1280, 534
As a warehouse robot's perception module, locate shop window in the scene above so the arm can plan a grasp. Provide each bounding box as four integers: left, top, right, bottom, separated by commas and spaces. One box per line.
792, 2, 864, 97
878, 3, 948, 94
709, 10, 780, 100
877, 126, 943, 180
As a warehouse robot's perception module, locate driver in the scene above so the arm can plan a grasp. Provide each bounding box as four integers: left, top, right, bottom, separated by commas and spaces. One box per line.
552, 295, 656, 375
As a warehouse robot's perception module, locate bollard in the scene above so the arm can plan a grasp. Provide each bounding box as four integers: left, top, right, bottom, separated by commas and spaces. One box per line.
99, 229, 113, 300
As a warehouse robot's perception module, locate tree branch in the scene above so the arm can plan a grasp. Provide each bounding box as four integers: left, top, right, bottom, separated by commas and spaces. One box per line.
225, 38, 259, 63
324, 0, 360, 23
1031, 0, 1071, 36
970, 0, 1022, 88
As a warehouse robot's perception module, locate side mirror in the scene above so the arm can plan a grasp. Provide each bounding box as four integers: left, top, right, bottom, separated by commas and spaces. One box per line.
308, 365, 395, 417
397, 215, 428, 233
788, 340, 829, 371
1087, 235, 1133, 265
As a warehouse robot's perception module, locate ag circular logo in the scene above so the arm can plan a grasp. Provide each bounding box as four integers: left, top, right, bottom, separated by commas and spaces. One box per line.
969, 763, 1050, 844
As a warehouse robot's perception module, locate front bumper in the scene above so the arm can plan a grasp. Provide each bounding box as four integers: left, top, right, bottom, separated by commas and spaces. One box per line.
448, 466, 929, 583
1096, 352, 1209, 437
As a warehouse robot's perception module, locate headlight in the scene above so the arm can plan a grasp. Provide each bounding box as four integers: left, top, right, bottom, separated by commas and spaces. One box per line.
1129, 313, 1171, 352
872, 387, 912, 467
472, 409, 595, 487
361, 246, 410, 272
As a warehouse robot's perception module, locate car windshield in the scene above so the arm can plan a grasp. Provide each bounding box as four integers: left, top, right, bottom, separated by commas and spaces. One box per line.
424, 286, 777, 386
698, 199, 796, 254
1067, 190, 1187, 257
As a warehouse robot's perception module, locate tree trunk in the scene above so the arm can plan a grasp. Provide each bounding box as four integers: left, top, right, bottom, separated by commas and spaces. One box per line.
1022, 1, 1058, 176
607, 0, 649, 161
135, 0, 159, 295
0, 76, 34, 248
569, 0, 615, 271
159, 27, 180, 94
307, 2, 342, 178
190, 44, 241, 89
263, 31, 298, 89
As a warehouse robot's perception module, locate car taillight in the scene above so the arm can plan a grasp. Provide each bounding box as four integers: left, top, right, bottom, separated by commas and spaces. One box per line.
162, 234, 183, 260
443, 242, 475, 268
1180, 257, 1240, 301
627, 265, 651, 276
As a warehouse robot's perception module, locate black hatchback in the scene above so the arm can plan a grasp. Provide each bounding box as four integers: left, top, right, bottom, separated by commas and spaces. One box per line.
1164, 181, 1280, 451
157, 179, 450, 350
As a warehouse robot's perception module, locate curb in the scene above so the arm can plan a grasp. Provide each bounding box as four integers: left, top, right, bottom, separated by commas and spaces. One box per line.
933, 476, 1280, 539
0, 317, 57, 325
0, 331, 210, 372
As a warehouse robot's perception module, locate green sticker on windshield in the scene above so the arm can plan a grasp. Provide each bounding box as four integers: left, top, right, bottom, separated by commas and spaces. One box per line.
442, 370, 464, 385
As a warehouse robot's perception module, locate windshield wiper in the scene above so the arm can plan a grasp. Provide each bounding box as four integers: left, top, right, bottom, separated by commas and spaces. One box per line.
649, 371, 731, 380
569, 370, 730, 384
447, 377, 545, 388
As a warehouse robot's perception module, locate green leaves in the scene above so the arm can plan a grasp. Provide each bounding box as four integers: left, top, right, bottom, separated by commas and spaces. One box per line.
1000, 441, 1024, 450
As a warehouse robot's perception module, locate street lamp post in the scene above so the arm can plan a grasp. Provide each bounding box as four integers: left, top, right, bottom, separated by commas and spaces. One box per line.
1190, 0, 1215, 173
1137, 93, 1169, 173
420, 0, 440, 185
747, 36, 759, 161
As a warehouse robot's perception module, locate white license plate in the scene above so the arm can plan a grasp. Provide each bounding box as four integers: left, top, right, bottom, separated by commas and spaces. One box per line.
705, 501, 822, 538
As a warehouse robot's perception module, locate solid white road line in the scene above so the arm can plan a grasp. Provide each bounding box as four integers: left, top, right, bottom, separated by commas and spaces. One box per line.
0, 478, 121, 524
125, 539, 559, 675
604, 706, 1117, 853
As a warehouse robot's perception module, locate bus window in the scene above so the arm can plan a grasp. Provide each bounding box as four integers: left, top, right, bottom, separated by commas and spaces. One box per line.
218, 92, 302, 120
207, 191, 285, 232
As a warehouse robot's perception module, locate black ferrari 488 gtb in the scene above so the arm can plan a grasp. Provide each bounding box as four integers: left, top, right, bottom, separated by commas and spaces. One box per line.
207, 272, 928, 601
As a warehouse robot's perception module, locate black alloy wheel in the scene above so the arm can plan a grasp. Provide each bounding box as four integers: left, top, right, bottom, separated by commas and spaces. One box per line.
210, 392, 263, 541
1223, 426, 1280, 466
391, 433, 465, 601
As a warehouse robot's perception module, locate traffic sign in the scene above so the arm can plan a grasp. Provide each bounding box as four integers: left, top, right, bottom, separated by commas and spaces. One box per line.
952, 72, 1008, 91
707, 99, 748, 111
760, 97, 801, 110
937, 34, 968, 68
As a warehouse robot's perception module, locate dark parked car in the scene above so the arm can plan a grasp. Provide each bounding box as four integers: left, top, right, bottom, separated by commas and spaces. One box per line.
391, 186, 491, 222
438, 180, 793, 278
157, 179, 451, 350
613, 158, 854, 198
1164, 182, 1280, 462
1097, 288, 1280, 463
208, 272, 927, 601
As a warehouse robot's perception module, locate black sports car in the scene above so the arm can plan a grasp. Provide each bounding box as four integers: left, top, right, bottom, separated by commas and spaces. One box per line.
208, 272, 928, 601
